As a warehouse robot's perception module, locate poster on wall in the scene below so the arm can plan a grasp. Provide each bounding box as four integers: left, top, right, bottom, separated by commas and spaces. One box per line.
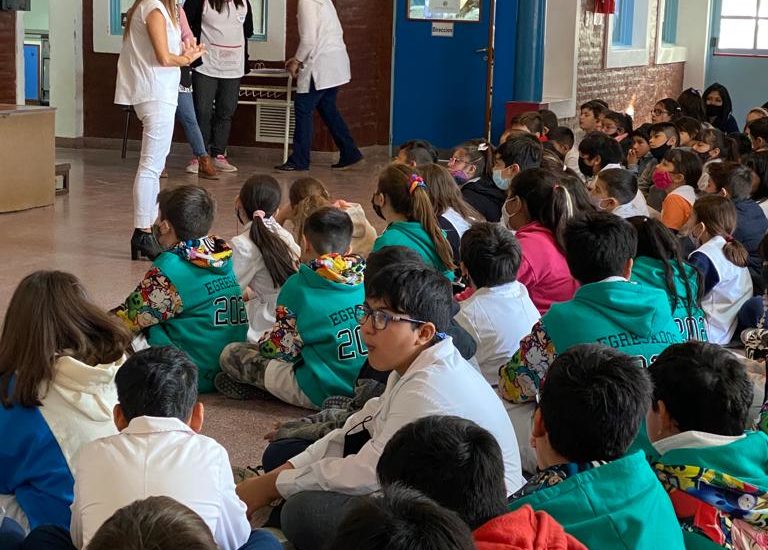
408, 0, 480, 22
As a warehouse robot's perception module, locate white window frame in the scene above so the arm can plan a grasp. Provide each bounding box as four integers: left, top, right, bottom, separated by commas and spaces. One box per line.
656, 0, 688, 64
541, 0, 579, 118
604, 0, 654, 69
714, 0, 768, 56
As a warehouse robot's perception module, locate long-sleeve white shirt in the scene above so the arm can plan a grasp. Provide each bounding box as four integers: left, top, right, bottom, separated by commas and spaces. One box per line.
70, 417, 250, 550
294, 0, 351, 93
276, 338, 525, 498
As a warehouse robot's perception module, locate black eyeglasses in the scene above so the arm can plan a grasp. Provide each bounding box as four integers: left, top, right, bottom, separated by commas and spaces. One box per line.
355, 304, 427, 331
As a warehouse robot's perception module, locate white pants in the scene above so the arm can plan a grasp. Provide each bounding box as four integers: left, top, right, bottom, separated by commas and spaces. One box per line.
133, 101, 176, 228
264, 359, 319, 410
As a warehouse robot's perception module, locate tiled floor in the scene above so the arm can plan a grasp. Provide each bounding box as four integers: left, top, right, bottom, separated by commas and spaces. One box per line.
0, 146, 390, 467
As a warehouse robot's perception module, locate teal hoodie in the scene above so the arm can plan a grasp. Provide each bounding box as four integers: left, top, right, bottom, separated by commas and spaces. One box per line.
372, 221, 454, 280
654, 431, 768, 549
631, 256, 708, 342
509, 451, 685, 549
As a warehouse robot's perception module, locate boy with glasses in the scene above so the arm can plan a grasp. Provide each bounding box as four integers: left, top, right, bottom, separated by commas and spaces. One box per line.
235, 263, 523, 550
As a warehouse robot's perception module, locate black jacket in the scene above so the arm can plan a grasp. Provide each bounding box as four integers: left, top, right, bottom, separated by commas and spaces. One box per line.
183, 0, 254, 74
461, 175, 506, 223
733, 198, 768, 280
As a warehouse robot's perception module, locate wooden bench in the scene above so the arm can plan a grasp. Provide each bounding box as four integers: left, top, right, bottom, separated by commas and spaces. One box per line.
55, 162, 71, 195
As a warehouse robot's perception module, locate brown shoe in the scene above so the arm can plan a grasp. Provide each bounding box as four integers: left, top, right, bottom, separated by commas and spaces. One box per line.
198, 155, 219, 180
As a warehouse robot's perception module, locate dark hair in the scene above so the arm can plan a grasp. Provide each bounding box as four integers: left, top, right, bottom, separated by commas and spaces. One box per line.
453, 139, 494, 178
633, 123, 653, 143
377, 164, 455, 270
649, 122, 680, 145
748, 117, 768, 142
366, 264, 453, 334
596, 168, 637, 205
157, 185, 216, 241
510, 168, 575, 249
730, 132, 754, 159
0, 271, 131, 408
303, 206, 354, 256
662, 148, 703, 188
745, 151, 768, 201
404, 147, 435, 166
87, 496, 217, 550
238, 175, 298, 288
496, 134, 543, 171
704, 161, 732, 194
704, 82, 735, 129
399, 139, 439, 163
558, 168, 597, 214
677, 88, 707, 121
693, 195, 749, 268
206, 0, 244, 11
540, 344, 652, 461
656, 98, 683, 120
329, 484, 476, 550
578, 131, 624, 167
288, 176, 330, 208
603, 110, 632, 132
538, 109, 559, 134
564, 212, 637, 284
377, 416, 506, 529
510, 111, 544, 135
115, 346, 198, 422
365, 247, 424, 294
627, 216, 702, 322
649, 342, 753, 436
699, 128, 739, 162
674, 116, 702, 142
418, 164, 483, 221
580, 100, 608, 118
460, 223, 522, 288
547, 126, 575, 149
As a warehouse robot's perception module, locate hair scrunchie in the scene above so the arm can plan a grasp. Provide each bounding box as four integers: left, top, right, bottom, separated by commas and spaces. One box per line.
409, 174, 427, 195
253, 210, 266, 220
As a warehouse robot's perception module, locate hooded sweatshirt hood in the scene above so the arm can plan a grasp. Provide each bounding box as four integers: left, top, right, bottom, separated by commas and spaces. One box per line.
46, 356, 123, 422
372, 221, 454, 280
171, 236, 232, 271
474, 506, 587, 550
308, 253, 365, 286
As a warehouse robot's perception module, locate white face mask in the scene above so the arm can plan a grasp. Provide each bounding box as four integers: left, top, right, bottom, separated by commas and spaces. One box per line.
501, 198, 515, 229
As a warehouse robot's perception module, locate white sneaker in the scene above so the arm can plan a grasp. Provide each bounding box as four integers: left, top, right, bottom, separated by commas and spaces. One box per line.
214, 155, 238, 172
185, 159, 199, 174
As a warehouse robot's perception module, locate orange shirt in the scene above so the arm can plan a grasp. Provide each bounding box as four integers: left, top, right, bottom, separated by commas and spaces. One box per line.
660, 186, 696, 231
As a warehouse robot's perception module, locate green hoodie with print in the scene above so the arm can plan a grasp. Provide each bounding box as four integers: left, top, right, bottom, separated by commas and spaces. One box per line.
372, 221, 454, 280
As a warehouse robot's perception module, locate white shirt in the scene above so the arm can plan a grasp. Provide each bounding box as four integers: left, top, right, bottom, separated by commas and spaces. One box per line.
441, 207, 472, 237
115, 0, 181, 106
652, 430, 745, 456
70, 417, 250, 550
276, 338, 524, 498
231, 219, 301, 342
294, 0, 351, 93
613, 190, 650, 219
197, 0, 248, 79
455, 282, 540, 385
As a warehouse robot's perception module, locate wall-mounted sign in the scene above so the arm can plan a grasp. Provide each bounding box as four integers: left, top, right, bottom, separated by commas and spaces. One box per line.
431, 22, 454, 38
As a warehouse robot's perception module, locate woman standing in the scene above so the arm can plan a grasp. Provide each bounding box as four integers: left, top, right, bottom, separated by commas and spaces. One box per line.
184, 0, 253, 173
115, 0, 204, 260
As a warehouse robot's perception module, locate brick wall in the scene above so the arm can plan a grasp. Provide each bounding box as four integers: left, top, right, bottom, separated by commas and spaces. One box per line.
0, 11, 16, 104
564, 0, 684, 126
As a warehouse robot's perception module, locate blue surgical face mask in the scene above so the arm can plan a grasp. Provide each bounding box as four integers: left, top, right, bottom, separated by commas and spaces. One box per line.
493, 169, 511, 191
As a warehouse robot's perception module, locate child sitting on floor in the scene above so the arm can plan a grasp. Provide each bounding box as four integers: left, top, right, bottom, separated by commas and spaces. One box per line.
454, 222, 539, 385
376, 415, 586, 548
232, 175, 300, 342
217, 207, 366, 410
371, 164, 456, 279
656, 149, 702, 232
508, 344, 685, 549
688, 195, 753, 344
590, 167, 649, 218
500, 212, 682, 405
648, 342, 768, 548
234, 263, 523, 550
113, 185, 248, 393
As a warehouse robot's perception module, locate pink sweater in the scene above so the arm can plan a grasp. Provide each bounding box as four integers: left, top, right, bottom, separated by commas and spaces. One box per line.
516, 221, 579, 314
180, 8, 193, 43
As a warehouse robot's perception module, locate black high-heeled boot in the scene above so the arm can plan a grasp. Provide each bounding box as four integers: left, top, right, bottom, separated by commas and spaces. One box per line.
130, 229, 162, 260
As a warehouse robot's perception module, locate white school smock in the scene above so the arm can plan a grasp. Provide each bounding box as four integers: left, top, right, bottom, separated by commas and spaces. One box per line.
690, 235, 752, 344
115, 0, 181, 107
276, 338, 525, 498
231, 219, 301, 342
294, 0, 351, 93
197, 0, 248, 79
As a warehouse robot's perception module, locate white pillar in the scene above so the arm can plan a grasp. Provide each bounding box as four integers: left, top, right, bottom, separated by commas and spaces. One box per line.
49, 0, 84, 138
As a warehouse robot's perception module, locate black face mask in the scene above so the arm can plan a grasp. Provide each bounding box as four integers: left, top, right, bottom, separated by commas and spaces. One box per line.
650, 143, 672, 162
697, 150, 713, 163
578, 158, 594, 178
706, 104, 724, 118
371, 194, 385, 220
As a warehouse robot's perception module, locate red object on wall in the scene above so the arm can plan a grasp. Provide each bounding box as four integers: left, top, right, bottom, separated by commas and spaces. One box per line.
505, 101, 546, 129
594, 0, 616, 14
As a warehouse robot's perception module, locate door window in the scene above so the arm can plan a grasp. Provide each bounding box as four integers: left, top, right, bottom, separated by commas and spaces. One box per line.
716, 0, 768, 54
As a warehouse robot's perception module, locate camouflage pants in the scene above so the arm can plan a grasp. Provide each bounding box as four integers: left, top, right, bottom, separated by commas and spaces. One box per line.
219, 342, 270, 389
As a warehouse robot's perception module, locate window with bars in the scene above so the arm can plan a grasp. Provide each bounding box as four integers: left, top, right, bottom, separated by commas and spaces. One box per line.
612, 0, 636, 46
715, 0, 768, 54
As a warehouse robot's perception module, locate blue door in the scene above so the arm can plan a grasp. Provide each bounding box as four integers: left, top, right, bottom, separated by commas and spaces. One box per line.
392, 0, 495, 150
707, 0, 768, 127
24, 44, 40, 103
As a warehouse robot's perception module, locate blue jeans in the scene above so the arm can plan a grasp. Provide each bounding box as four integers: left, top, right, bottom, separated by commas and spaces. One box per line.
288, 80, 362, 169
176, 91, 207, 158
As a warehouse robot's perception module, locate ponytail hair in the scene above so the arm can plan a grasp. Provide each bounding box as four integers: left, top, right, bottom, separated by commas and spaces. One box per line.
377, 164, 456, 270
693, 195, 749, 268
511, 168, 574, 250
238, 175, 299, 288
288, 177, 331, 209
